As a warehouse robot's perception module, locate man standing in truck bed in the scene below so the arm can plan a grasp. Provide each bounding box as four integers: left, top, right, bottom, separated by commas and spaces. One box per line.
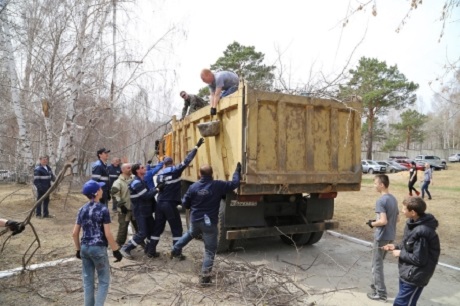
149, 138, 205, 256
180, 91, 208, 119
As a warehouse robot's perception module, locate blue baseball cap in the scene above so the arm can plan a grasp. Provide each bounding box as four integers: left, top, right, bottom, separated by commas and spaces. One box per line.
82, 180, 105, 196
163, 156, 173, 164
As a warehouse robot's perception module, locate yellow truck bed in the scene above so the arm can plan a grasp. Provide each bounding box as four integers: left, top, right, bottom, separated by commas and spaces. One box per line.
164, 84, 362, 195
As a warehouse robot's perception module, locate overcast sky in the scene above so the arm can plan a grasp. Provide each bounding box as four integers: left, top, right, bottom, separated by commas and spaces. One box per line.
132, 0, 460, 115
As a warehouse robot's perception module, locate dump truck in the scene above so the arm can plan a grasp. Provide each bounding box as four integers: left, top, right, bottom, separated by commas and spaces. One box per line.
157, 83, 362, 251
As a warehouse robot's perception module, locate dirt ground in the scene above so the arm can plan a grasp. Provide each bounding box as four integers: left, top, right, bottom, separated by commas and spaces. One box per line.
0, 164, 459, 305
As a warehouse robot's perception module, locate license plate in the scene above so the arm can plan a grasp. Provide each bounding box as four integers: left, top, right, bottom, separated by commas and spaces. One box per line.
230, 200, 257, 207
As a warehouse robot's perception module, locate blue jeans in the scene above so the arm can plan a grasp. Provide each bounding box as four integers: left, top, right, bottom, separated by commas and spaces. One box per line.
371, 240, 392, 296
81, 245, 110, 306
173, 221, 218, 275
393, 279, 424, 306
221, 85, 238, 98
421, 181, 431, 199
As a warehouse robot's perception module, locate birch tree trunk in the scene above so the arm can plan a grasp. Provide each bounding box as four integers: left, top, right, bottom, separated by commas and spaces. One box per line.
56, 0, 91, 167
0, 14, 34, 170
56, 0, 110, 168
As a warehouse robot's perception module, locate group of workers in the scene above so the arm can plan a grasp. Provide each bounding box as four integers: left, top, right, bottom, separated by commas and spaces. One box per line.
69, 67, 240, 304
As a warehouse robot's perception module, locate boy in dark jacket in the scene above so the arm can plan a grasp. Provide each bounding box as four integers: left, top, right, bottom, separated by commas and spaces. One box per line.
383, 196, 440, 306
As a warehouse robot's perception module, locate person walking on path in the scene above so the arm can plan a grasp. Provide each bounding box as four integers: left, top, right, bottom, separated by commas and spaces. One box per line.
383, 196, 440, 306
170, 163, 241, 285
421, 163, 433, 200
408, 161, 420, 196
366, 174, 400, 302
72, 180, 123, 306
33, 155, 56, 218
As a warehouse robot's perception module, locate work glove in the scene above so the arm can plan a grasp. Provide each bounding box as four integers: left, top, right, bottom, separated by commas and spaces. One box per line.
236, 162, 242, 174
156, 182, 166, 192
5, 220, 25, 235
366, 219, 376, 229
76, 250, 81, 259
210, 107, 217, 116
120, 205, 128, 214
147, 160, 152, 164
113, 249, 123, 262
196, 137, 205, 148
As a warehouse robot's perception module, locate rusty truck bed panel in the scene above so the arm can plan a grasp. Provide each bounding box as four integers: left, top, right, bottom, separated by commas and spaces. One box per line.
167, 85, 361, 194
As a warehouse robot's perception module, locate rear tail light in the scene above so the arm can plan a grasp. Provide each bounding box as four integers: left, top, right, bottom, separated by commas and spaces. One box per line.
318, 192, 337, 199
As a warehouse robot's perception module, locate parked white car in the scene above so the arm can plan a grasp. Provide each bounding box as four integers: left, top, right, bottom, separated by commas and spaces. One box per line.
448, 153, 460, 162
361, 160, 386, 174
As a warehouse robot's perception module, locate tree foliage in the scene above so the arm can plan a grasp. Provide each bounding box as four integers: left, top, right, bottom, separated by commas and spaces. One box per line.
210, 41, 275, 90
339, 57, 419, 159
388, 110, 428, 149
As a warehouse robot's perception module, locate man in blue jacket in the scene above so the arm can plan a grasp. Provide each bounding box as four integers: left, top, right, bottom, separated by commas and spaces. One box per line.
91, 148, 110, 206
170, 162, 241, 285
119, 163, 162, 259
33, 156, 56, 218
107, 157, 121, 212
149, 138, 205, 255
144, 160, 164, 190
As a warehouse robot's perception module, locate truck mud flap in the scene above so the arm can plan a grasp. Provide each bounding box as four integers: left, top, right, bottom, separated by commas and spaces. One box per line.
226, 221, 339, 240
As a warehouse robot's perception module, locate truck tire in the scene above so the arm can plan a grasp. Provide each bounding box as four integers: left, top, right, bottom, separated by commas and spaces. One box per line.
279, 233, 311, 246
217, 199, 234, 252
306, 231, 324, 245
368, 168, 374, 174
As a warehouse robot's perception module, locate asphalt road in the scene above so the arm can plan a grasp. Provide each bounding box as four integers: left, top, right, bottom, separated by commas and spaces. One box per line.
225, 231, 460, 305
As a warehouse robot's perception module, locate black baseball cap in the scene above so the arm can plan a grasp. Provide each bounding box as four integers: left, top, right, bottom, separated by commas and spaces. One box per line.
97, 148, 110, 156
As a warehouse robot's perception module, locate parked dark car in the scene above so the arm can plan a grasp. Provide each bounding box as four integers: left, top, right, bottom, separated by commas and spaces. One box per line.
377, 161, 407, 173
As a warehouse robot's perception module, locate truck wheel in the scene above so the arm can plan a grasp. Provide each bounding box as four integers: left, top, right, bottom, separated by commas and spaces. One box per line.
280, 233, 311, 246
306, 231, 324, 245
217, 199, 234, 252
368, 168, 374, 174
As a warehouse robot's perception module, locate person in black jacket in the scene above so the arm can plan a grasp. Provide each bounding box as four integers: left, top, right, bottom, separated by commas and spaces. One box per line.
33, 156, 56, 218
383, 196, 440, 306
170, 162, 241, 285
408, 161, 420, 196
